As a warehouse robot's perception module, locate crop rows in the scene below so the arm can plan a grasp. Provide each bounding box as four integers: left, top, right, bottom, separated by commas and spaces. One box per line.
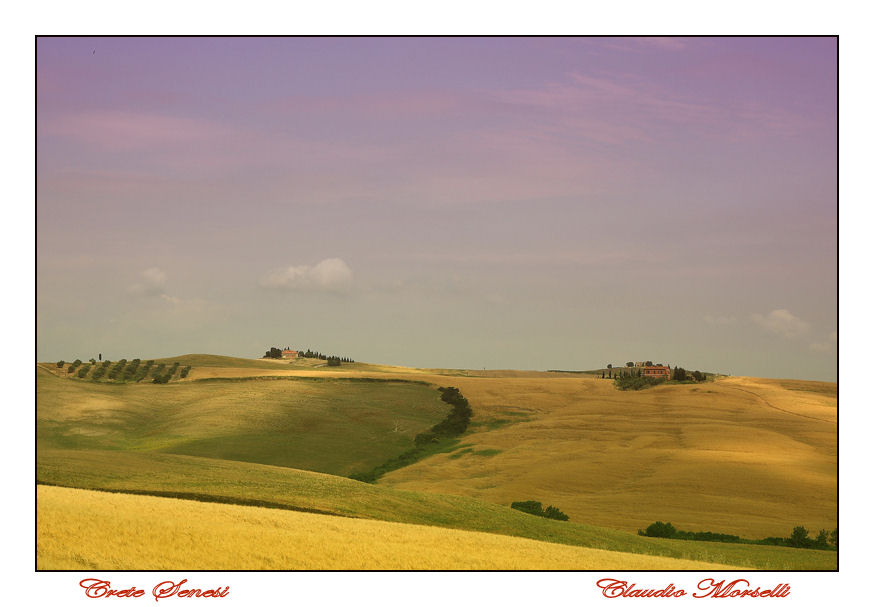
58, 358, 192, 384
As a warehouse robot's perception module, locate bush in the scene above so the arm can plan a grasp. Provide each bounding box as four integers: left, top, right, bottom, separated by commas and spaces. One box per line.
180, 365, 191, 378
510, 501, 569, 521
615, 375, 666, 391
788, 526, 812, 548
91, 361, 111, 380
643, 521, 677, 538
56, 360, 65, 368
122, 359, 141, 381
133, 360, 154, 382
108, 359, 128, 380
543, 505, 570, 521
77, 364, 91, 378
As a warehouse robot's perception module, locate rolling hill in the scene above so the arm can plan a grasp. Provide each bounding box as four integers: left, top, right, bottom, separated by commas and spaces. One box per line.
36, 354, 837, 570
38, 485, 743, 570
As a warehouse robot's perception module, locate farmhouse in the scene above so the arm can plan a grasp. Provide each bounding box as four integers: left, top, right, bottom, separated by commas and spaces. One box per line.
281, 349, 298, 359
642, 365, 671, 379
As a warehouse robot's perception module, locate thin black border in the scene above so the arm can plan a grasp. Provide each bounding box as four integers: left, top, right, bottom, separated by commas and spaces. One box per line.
34, 34, 839, 575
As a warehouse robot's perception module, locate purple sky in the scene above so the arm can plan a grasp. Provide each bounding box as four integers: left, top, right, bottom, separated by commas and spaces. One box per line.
36, 36, 837, 379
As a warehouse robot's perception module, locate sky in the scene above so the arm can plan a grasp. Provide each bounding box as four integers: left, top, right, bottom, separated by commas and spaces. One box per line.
36, 36, 837, 380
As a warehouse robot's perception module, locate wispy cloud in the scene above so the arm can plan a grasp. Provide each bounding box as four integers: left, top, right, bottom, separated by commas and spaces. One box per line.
495, 70, 813, 146
751, 309, 810, 339
40, 110, 236, 150
809, 330, 837, 353
260, 258, 353, 293
128, 267, 167, 297
128, 268, 195, 309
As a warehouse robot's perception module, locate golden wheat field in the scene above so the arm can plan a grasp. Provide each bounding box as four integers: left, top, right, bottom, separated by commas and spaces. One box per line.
376, 374, 836, 539
37, 485, 738, 570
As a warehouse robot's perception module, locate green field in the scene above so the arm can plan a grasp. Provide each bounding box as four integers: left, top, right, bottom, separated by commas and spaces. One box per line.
36, 448, 835, 570
37, 365, 446, 475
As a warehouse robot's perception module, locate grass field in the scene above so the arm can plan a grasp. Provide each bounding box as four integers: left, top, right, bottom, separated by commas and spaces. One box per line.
38, 485, 743, 570
37, 449, 836, 570
36, 354, 837, 570
37, 364, 446, 476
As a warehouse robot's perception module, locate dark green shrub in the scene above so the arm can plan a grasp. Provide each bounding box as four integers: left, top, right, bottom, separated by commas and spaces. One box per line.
56, 360, 65, 368
122, 359, 141, 381
615, 375, 666, 391
788, 526, 812, 548
91, 361, 111, 380
414, 431, 438, 446
77, 364, 91, 378
180, 365, 191, 378
108, 359, 127, 380
644, 521, 677, 538
544, 505, 570, 521
349, 470, 377, 483
511, 500, 544, 516
133, 360, 154, 382
510, 501, 569, 521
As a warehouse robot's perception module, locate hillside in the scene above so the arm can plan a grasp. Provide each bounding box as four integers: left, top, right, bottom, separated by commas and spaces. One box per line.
379, 374, 836, 539
38, 485, 742, 570
37, 449, 835, 570
36, 355, 837, 570
37, 365, 446, 476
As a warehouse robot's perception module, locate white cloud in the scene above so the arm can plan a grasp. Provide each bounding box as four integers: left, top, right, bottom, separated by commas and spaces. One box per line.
751, 309, 810, 339
261, 258, 353, 293
128, 267, 167, 296
809, 330, 838, 353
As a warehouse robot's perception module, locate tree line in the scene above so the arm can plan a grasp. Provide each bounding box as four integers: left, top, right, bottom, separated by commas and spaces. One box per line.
350, 386, 473, 483
640, 521, 837, 550
263, 346, 354, 364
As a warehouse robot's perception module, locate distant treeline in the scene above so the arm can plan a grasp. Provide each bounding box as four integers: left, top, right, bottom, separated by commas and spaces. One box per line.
263, 346, 354, 364
640, 521, 837, 550
350, 386, 473, 483
612, 366, 708, 390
